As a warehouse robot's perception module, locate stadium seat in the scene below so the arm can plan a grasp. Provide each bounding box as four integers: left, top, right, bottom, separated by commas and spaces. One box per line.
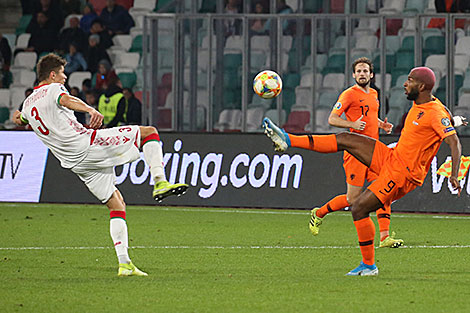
117, 72, 137, 88
372, 52, 396, 74
379, 0, 406, 14
374, 73, 392, 91
265, 109, 287, 126
11, 69, 36, 88
250, 94, 273, 110
129, 35, 143, 54
214, 109, 241, 131
423, 36, 445, 59
183, 106, 206, 131
404, 0, 426, 14
315, 107, 332, 132
9, 86, 27, 110
110, 35, 133, 52
246, 106, 266, 132
0, 89, 11, 108
299, 72, 322, 88
318, 91, 339, 107
11, 52, 37, 71
113, 52, 140, 70
15, 15, 32, 35
3, 34, 16, 52
68, 71, 92, 89
455, 37, 470, 55
321, 73, 345, 93
283, 110, 310, 133
15, 33, 31, 50
322, 54, 346, 74
351, 35, 378, 55
302, 0, 322, 13
0, 107, 10, 125
399, 36, 415, 53
129, 0, 156, 14
302, 54, 327, 74
156, 107, 172, 129
225, 36, 243, 53
424, 54, 446, 76
458, 92, 470, 108
251, 36, 270, 53
294, 86, 313, 106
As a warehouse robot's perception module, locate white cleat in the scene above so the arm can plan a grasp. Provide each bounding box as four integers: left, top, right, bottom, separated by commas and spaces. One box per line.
262, 117, 290, 152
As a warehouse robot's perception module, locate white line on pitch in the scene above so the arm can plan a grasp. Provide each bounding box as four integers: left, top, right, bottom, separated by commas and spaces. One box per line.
1, 245, 470, 251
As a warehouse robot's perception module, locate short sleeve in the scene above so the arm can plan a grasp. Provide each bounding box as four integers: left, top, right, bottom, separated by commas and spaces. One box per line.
331, 90, 352, 116
432, 108, 456, 139
50, 84, 69, 106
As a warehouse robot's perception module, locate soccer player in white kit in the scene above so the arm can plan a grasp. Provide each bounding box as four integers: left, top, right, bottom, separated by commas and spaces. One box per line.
13, 53, 188, 276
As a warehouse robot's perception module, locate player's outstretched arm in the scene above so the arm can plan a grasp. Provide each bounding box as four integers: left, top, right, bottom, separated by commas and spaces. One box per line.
59, 94, 103, 129
378, 117, 393, 134
444, 133, 462, 196
12, 110, 28, 126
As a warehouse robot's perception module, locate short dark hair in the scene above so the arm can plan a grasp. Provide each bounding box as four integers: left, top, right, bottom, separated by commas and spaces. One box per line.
37, 53, 66, 82
352, 57, 373, 73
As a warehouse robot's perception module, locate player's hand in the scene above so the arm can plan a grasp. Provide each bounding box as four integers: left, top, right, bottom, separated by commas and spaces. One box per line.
449, 176, 461, 196
453, 116, 468, 127
88, 108, 103, 129
382, 117, 393, 134
352, 115, 366, 131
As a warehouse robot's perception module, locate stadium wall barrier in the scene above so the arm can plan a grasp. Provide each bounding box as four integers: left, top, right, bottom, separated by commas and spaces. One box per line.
1, 131, 469, 213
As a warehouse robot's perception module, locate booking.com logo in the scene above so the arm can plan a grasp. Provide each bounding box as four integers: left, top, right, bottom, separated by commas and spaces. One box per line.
115, 139, 303, 198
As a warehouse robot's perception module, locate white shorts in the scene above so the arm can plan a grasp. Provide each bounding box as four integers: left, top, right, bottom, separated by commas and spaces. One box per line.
72, 126, 141, 203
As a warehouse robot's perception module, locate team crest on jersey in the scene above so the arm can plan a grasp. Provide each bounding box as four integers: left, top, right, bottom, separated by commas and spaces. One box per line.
417, 111, 424, 119
441, 117, 451, 126
334, 102, 342, 110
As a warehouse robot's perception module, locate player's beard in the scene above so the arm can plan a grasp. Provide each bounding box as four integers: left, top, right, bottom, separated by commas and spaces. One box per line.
355, 77, 370, 88
406, 87, 419, 100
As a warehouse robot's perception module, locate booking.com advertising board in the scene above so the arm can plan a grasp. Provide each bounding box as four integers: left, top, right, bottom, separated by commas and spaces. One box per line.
1, 131, 470, 213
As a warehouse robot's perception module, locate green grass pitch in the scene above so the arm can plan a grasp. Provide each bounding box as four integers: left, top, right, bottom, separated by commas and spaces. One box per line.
1, 202, 470, 312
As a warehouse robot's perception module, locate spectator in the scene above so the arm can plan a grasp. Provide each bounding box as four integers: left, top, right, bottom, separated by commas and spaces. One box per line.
64, 42, 87, 75
70, 86, 87, 124
84, 89, 99, 110
89, 19, 113, 49
81, 78, 92, 97
99, 0, 135, 36
80, 3, 98, 34
0, 33, 12, 67
263, 0, 294, 34
60, 0, 82, 16
58, 16, 87, 54
32, 0, 64, 32
250, 1, 268, 34
26, 11, 59, 55
98, 76, 127, 127
21, 0, 35, 14
224, 0, 242, 36
84, 34, 111, 73
123, 87, 142, 125
94, 59, 118, 92
429, 0, 469, 28
0, 65, 13, 89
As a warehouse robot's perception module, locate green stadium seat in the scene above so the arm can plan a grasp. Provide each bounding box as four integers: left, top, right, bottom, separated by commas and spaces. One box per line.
373, 53, 396, 74
282, 88, 296, 113
303, 0, 323, 13
223, 54, 242, 70
284, 73, 300, 89
129, 35, 143, 54
16, 15, 32, 35
199, 0, 216, 13
399, 36, 415, 53
118, 72, 137, 89
0, 107, 10, 125
154, 0, 175, 13
322, 54, 345, 74
423, 36, 445, 59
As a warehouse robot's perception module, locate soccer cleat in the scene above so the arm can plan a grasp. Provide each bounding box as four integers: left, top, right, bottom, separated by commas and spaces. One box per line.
309, 207, 323, 236
346, 261, 379, 276
118, 262, 148, 277
379, 231, 404, 248
262, 117, 290, 152
153, 180, 189, 202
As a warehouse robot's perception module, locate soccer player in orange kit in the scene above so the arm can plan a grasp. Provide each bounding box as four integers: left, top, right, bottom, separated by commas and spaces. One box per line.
308, 57, 404, 249
263, 66, 462, 276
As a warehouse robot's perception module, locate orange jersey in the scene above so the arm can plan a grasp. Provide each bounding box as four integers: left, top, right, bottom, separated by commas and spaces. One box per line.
394, 97, 456, 185
331, 85, 380, 139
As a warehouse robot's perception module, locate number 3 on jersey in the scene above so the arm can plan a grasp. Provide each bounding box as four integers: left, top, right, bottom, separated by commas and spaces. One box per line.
31, 106, 50, 135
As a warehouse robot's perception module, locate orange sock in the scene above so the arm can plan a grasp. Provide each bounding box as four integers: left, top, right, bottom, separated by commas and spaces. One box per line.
317, 194, 349, 218
353, 217, 375, 265
377, 204, 391, 241
288, 134, 338, 153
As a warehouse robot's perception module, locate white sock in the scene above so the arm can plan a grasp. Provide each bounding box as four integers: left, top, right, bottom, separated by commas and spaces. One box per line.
110, 218, 131, 264
143, 141, 166, 182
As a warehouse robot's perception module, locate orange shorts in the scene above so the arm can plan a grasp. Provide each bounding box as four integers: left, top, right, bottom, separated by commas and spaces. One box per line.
367, 141, 418, 206
343, 151, 378, 187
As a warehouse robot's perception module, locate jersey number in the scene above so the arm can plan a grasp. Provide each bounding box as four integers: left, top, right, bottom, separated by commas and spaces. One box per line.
31, 106, 50, 135
360, 105, 369, 116
378, 180, 396, 195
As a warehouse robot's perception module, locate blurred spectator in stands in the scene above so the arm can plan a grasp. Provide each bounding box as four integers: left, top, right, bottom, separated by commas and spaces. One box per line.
263, 0, 294, 34
89, 19, 113, 49
80, 3, 98, 34
0, 33, 12, 68
60, 0, 82, 16
98, 76, 127, 127
0, 63, 13, 88
429, 0, 469, 28
69, 86, 87, 124
250, 1, 268, 34
224, 0, 242, 36
64, 42, 87, 75
58, 16, 87, 54
99, 0, 135, 36
94, 59, 119, 92
26, 11, 59, 55
32, 0, 64, 32
123, 87, 142, 125
81, 78, 92, 97
85, 34, 111, 73
21, 0, 35, 14
85, 89, 99, 110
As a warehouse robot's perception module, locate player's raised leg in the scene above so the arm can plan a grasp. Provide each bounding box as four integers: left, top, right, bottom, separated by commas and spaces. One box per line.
107, 190, 148, 276
139, 126, 188, 202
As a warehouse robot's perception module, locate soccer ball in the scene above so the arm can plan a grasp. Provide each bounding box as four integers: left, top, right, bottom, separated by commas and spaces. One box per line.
253, 70, 283, 99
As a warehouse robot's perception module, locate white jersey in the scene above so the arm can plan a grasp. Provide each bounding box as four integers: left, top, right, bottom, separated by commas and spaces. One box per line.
21, 83, 94, 169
